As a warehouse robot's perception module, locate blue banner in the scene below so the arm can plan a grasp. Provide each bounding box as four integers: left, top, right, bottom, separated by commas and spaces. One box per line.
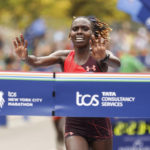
117, 0, 150, 29
53, 73, 150, 117
117, 0, 142, 22
140, 0, 150, 9
0, 72, 150, 117
0, 72, 54, 116
112, 118, 150, 149
55, 80, 150, 117
137, 7, 150, 30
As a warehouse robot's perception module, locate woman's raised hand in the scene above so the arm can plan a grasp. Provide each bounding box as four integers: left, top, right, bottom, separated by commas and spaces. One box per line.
91, 34, 107, 61
13, 34, 28, 60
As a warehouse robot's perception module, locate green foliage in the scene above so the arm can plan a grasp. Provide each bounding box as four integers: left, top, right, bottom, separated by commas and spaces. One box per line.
0, 0, 130, 29
68, 0, 129, 24
0, 0, 71, 29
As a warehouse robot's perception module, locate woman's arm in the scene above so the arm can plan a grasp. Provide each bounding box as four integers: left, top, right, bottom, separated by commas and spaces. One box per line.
24, 50, 69, 67
13, 34, 69, 67
101, 50, 121, 68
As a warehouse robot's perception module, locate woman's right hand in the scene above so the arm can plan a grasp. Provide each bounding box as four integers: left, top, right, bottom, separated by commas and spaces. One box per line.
13, 34, 28, 60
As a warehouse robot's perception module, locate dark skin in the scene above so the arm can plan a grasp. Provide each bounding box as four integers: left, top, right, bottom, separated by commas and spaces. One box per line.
13, 18, 120, 69
13, 17, 120, 150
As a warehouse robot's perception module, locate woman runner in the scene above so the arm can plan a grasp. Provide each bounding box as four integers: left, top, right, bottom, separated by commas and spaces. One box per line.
13, 16, 120, 150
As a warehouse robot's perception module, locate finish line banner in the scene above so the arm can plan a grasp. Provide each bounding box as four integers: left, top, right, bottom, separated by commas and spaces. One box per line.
0, 72, 150, 117
0, 72, 54, 116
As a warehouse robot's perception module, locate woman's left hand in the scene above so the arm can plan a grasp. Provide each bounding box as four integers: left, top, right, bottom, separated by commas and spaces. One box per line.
90, 34, 107, 60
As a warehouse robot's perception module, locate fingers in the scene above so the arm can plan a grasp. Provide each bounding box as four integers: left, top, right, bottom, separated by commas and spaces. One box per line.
91, 34, 96, 42
13, 34, 27, 48
91, 34, 100, 47
13, 34, 28, 59
20, 34, 24, 45
13, 40, 17, 49
98, 34, 102, 44
103, 39, 108, 46
16, 37, 21, 46
24, 40, 28, 48
91, 34, 107, 60
91, 34, 107, 46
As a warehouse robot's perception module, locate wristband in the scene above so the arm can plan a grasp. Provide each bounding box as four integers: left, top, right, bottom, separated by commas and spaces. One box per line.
100, 54, 110, 63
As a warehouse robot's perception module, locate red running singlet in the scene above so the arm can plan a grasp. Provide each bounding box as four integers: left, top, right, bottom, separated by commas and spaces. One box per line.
64, 50, 86, 72
64, 50, 113, 142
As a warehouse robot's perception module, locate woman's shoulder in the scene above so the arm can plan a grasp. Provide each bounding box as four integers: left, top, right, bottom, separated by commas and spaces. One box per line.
51, 50, 74, 65
54, 49, 73, 56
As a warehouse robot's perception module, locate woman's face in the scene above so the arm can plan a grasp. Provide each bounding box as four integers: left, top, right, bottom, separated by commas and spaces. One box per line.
70, 17, 92, 48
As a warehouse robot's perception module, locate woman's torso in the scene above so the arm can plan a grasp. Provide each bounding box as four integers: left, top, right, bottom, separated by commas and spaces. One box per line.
64, 50, 112, 141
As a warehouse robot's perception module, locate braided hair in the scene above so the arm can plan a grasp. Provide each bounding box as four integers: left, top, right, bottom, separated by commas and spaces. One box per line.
87, 16, 112, 40
72, 16, 112, 40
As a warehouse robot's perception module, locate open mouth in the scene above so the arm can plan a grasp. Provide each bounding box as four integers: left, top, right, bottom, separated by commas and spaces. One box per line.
75, 35, 85, 42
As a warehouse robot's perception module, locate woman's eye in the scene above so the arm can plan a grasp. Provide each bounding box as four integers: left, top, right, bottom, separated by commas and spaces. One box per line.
72, 27, 78, 31
82, 27, 89, 31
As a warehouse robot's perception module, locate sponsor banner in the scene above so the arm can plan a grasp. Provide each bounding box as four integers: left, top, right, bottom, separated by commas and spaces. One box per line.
112, 118, 150, 150
0, 72, 54, 116
55, 73, 150, 117
54, 81, 150, 117
0, 72, 150, 117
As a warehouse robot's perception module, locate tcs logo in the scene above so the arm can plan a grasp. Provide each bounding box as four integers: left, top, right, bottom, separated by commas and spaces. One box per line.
76, 91, 99, 106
